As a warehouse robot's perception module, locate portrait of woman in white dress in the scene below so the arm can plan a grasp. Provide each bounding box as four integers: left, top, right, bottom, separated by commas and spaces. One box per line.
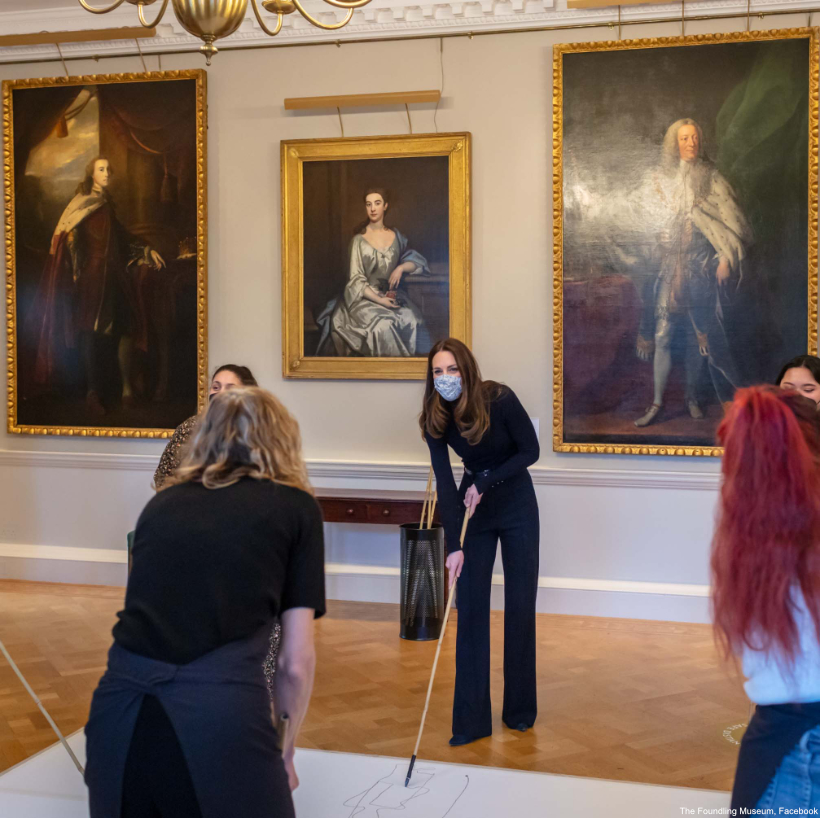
316, 188, 432, 357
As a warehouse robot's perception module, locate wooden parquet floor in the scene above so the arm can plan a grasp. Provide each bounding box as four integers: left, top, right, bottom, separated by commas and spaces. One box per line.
0, 581, 747, 791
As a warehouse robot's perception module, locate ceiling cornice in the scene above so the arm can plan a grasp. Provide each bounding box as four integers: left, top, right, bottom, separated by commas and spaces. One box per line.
0, 0, 815, 63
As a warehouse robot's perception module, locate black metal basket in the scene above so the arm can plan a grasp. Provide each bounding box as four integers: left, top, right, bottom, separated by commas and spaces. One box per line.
399, 523, 445, 641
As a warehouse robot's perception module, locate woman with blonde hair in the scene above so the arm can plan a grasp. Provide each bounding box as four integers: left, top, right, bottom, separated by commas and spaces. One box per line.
85, 387, 325, 818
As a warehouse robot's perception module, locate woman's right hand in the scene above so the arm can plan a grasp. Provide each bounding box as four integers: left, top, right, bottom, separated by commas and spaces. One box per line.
445, 550, 464, 589
379, 295, 399, 310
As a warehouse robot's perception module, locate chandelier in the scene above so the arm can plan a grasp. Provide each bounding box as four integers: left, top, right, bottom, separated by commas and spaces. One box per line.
78, 0, 372, 64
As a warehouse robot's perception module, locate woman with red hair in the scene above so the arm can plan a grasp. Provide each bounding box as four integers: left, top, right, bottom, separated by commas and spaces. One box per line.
713, 385, 820, 811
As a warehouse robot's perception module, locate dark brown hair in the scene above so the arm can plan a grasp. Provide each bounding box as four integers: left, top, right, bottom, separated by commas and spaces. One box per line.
76, 156, 112, 196
419, 338, 505, 445
212, 364, 257, 387
354, 187, 390, 235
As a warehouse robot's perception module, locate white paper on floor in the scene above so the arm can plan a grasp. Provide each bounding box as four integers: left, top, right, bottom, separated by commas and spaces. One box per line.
0, 734, 732, 818
294, 748, 731, 818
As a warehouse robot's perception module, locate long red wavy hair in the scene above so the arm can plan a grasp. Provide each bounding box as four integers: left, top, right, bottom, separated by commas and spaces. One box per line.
712, 386, 820, 664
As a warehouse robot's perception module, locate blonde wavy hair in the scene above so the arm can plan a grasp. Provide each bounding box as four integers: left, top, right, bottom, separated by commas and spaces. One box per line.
166, 387, 313, 495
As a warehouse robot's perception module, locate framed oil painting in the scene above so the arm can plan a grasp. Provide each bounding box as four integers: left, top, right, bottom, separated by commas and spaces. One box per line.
553, 29, 818, 456
281, 133, 471, 379
3, 70, 207, 437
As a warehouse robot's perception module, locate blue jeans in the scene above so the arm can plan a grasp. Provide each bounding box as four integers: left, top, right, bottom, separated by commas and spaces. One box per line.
757, 724, 820, 810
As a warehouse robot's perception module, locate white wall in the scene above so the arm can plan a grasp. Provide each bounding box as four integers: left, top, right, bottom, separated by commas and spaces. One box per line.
3, 15, 808, 620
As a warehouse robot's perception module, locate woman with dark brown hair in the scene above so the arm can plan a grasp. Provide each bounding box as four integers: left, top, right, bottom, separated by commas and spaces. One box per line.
420, 338, 540, 746
315, 187, 431, 357
153, 364, 259, 489
712, 385, 820, 811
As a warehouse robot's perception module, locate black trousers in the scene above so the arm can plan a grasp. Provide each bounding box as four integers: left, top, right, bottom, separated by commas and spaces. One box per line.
452, 471, 540, 738
121, 695, 203, 818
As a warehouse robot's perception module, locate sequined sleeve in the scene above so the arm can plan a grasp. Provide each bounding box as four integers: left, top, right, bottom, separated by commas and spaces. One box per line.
153, 415, 198, 489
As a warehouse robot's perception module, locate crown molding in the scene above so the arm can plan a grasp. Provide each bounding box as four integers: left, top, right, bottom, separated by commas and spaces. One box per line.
0, 0, 815, 63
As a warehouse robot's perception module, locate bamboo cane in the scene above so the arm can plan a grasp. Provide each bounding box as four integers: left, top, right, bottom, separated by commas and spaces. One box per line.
419, 466, 433, 528
425, 490, 438, 529
405, 510, 470, 786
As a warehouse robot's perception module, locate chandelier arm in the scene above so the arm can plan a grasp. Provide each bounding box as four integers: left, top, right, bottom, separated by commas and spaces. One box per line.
314, 0, 372, 10
138, 0, 170, 28
291, 0, 354, 29
78, 0, 128, 13
249, 0, 284, 36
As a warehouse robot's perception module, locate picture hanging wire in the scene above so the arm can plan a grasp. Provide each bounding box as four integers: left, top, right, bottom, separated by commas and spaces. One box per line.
337, 106, 345, 137
747, 0, 751, 31
135, 37, 149, 74
405, 103, 413, 134
618, 5, 622, 39
55, 42, 69, 77
432, 38, 444, 133
681, 0, 685, 36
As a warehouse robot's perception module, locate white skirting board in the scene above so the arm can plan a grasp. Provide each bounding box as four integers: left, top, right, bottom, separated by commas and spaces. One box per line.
0, 544, 710, 622
324, 566, 711, 624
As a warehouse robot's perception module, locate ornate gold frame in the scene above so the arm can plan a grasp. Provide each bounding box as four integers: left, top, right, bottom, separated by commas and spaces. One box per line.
3, 69, 208, 438
552, 28, 819, 457
281, 133, 471, 379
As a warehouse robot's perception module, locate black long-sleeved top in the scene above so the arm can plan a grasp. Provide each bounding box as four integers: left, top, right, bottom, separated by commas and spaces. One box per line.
424, 387, 540, 552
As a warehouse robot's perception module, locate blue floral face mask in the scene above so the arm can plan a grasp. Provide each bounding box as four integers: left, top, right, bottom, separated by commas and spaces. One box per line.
434, 375, 463, 402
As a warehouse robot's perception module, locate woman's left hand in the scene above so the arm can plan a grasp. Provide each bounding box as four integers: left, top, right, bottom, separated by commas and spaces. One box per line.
464, 484, 483, 515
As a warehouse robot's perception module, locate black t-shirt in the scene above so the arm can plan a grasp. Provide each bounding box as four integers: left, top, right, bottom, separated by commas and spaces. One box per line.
114, 477, 326, 665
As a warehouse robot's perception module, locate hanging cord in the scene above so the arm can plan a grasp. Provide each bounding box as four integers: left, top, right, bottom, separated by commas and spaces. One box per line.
158, 53, 163, 71
433, 37, 444, 134
337, 106, 345, 137
618, 5, 622, 39
746, 0, 751, 31
405, 103, 413, 134
681, 0, 685, 36
55, 42, 70, 77
136, 37, 149, 74
0, 638, 85, 776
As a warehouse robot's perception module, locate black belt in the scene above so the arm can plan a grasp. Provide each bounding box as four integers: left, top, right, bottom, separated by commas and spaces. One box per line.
464, 467, 507, 488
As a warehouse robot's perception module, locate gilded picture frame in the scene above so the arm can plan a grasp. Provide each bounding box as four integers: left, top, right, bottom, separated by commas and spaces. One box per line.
281, 133, 471, 379
3, 69, 208, 438
553, 29, 818, 457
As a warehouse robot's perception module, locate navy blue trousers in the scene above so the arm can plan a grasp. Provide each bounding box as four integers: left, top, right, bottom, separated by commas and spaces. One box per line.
452, 471, 540, 738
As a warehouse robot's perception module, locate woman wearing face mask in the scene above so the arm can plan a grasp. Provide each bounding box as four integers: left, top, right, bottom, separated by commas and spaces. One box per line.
154, 364, 258, 490
419, 338, 540, 746
776, 355, 820, 406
